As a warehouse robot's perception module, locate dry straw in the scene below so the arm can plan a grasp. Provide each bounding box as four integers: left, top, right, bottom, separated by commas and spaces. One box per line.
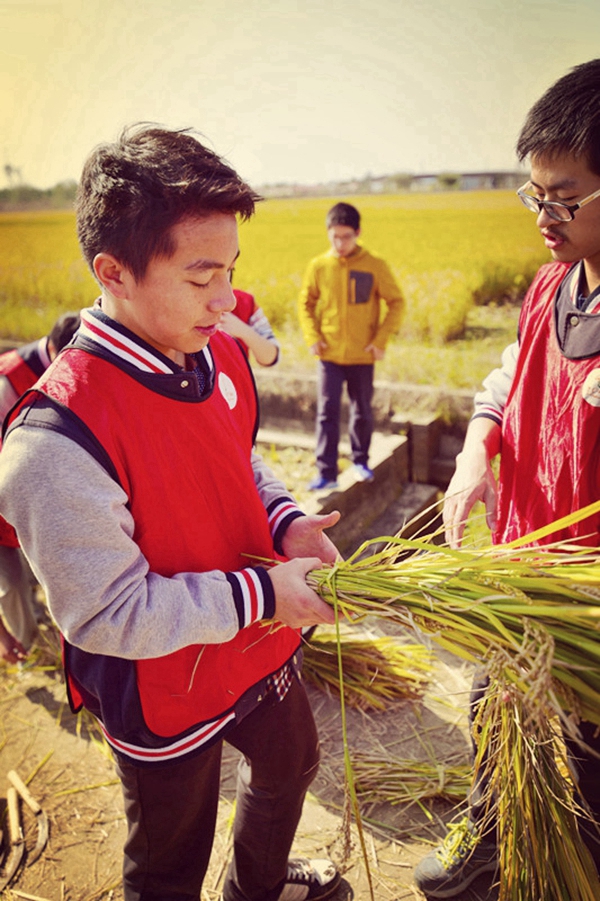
302, 630, 432, 710
351, 750, 470, 808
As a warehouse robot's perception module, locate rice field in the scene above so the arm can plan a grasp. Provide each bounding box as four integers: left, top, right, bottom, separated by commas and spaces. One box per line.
236, 190, 546, 331
0, 191, 549, 389
0, 210, 97, 342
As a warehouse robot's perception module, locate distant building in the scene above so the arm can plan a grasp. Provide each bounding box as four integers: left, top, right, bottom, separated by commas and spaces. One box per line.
257, 169, 527, 199
409, 174, 439, 192
459, 171, 525, 190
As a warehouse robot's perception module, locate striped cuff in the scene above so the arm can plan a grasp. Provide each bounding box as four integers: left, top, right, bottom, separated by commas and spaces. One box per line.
226, 566, 275, 629
471, 409, 503, 428
267, 498, 305, 555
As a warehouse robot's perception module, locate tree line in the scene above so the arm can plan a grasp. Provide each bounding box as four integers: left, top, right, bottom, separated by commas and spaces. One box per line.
0, 180, 78, 212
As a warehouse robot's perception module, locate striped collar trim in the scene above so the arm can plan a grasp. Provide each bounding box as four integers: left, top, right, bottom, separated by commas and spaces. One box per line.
79, 307, 214, 376
80, 308, 175, 373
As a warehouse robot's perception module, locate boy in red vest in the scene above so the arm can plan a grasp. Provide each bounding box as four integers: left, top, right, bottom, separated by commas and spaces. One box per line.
0, 126, 343, 901
414, 58, 600, 897
0, 312, 81, 421
0, 311, 80, 662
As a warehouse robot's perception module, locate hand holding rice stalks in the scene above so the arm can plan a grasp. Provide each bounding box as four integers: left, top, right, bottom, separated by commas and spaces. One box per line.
308, 534, 600, 728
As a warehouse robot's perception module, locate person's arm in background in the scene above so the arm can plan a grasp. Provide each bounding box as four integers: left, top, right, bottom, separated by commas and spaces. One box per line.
443, 340, 519, 548
471, 340, 519, 425
0, 377, 19, 430
365, 259, 405, 360
0, 617, 27, 663
219, 310, 279, 366
0, 377, 30, 662
443, 417, 501, 548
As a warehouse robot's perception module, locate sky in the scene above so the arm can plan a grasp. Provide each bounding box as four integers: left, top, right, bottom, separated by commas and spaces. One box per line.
1, 0, 599, 190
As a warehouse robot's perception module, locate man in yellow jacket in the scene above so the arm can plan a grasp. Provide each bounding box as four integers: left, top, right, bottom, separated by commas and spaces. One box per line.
298, 202, 404, 490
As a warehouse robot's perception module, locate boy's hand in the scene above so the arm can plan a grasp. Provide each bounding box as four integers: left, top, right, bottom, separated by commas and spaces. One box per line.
218, 311, 245, 339
443, 450, 498, 548
364, 343, 385, 361
268, 557, 335, 628
310, 340, 327, 355
281, 511, 341, 564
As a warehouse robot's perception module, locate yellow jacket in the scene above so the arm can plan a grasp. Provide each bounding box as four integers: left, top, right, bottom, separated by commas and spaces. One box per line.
298, 244, 404, 365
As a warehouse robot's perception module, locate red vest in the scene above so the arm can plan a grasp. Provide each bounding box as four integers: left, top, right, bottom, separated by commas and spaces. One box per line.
0, 512, 18, 548
232, 288, 256, 325
496, 262, 600, 546
0, 345, 43, 397
232, 289, 256, 357
0, 341, 49, 548
20, 333, 300, 750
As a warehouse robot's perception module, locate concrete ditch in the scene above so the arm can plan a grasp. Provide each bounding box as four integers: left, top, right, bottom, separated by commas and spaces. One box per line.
255, 368, 473, 556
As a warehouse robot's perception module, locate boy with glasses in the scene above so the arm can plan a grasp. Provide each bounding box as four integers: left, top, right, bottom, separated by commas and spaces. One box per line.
298, 202, 404, 491
415, 58, 600, 897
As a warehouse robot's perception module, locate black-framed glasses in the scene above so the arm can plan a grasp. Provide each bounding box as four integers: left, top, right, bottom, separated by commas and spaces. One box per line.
517, 182, 600, 222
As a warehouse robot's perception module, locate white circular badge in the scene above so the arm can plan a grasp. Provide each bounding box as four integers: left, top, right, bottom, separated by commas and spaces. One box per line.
218, 371, 238, 410
582, 369, 600, 408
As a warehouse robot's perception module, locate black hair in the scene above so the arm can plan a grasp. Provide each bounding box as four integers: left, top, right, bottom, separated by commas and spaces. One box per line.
48, 311, 81, 354
76, 124, 261, 281
516, 59, 600, 176
326, 202, 361, 231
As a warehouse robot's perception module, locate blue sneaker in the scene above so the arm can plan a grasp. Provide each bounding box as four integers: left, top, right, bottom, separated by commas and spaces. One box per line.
308, 476, 339, 491
352, 463, 374, 482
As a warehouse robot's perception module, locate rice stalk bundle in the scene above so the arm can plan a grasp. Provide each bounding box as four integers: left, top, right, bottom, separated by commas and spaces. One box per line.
305, 500, 600, 901
302, 632, 432, 710
472, 632, 600, 901
308, 533, 600, 728
351, 751, 470, 807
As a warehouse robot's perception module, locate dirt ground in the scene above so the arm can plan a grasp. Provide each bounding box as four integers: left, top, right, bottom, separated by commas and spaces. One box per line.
0, 608, 502, 901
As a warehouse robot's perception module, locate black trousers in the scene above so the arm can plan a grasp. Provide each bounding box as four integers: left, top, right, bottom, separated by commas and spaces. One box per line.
115, 678, 320, 901
315, 361, 374, 480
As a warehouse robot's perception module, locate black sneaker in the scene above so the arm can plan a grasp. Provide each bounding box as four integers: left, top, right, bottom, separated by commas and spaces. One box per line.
278, 858, 341, 901
413, 818, 498, 898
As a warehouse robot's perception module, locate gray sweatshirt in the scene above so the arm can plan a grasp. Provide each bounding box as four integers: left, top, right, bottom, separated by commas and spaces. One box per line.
0, 428, 296, 660
0, 307, 302, 662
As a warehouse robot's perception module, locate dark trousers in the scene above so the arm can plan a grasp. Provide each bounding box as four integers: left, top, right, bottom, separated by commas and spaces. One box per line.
315, 360, 374, 480
116, 678, 320, 901
469, 672, 600, 870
